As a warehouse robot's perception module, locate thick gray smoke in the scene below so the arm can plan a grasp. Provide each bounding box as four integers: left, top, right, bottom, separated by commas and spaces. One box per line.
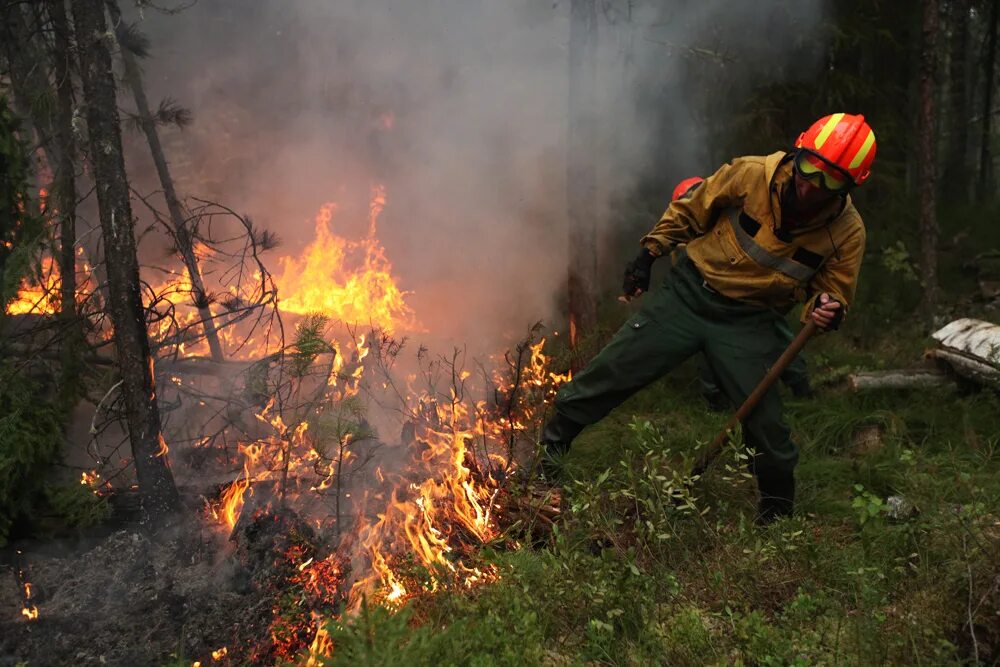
126, 0, 827, 351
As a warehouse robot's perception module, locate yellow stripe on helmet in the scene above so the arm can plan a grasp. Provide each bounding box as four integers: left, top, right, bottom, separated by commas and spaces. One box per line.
814, 113, 845, 149
848, 129, 876, 169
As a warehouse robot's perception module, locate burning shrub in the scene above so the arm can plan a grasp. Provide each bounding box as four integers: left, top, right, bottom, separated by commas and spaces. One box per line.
228, 506, 351, 664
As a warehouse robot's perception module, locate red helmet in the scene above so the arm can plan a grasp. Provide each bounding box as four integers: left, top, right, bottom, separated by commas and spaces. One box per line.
795, 113, 876, 187
672, 176, 704, 201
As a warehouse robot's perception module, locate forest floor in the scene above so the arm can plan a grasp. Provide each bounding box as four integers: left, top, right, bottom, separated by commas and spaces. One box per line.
2, 312, 1000, 666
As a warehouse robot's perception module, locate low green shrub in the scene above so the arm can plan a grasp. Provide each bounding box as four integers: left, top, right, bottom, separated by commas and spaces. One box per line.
0, 368, 62, 545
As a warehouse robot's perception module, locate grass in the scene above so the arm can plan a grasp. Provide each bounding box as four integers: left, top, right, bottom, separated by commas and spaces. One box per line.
311, 304, 1000, 666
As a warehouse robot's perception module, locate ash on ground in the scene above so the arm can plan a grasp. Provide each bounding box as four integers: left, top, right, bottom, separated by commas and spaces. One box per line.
0, 509, 342, 667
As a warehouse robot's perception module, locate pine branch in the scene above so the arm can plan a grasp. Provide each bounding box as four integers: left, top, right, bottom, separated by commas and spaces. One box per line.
117, 20, 151, 59
152, 97, 192, 128
124, 97, 192, 132
252, 226, 281, 252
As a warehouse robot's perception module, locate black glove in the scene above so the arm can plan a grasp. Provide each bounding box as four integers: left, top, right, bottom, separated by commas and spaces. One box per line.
623, 247, 657, 297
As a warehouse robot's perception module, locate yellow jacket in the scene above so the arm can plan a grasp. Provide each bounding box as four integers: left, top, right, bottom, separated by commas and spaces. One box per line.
641, 151, 866, 321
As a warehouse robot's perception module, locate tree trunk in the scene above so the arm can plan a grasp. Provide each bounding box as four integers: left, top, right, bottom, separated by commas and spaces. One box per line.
979, 0, 999, 200
71, 0, 180, 519
918, 0, 940, 321
105, 0, 224, 362
943, 0, 970, 202
46, 0, 84, 404
567, 0, 598, 349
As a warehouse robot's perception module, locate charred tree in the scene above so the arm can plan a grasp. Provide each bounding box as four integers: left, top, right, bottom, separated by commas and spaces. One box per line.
45, 0, 84, 402
0, 98, 42, 310
0, 5, 56, 199
105, 0, 224, 362
918, 0, 941, 321
71, 0, 180, 518
943, 0, 971, 202
979, 0, 999, 200
0, 2, 109, 307
567, 0, 599, 348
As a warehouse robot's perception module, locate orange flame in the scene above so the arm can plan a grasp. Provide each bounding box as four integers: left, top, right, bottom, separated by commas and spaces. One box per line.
5, 251, 99, 317
218, 476, 250, 530
6, 257, 61, 315
21, 580, 37, 621
353, 336, 569, 605
348, 386, 506, 607
306, 615, 333, 665
274, 186, 419, 333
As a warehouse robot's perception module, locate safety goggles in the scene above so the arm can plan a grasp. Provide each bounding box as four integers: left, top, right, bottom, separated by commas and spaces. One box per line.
792, 149, 854, 193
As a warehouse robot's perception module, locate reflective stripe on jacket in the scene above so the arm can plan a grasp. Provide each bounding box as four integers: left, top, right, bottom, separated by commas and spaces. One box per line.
641, 151, 866, 320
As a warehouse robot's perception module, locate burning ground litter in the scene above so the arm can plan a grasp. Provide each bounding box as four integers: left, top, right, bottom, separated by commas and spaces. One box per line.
2, 185, 571, 665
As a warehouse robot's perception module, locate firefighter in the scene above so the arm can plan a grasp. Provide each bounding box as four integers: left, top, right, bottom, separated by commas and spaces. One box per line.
671, 178, 815, 410
543, 113, 875, 523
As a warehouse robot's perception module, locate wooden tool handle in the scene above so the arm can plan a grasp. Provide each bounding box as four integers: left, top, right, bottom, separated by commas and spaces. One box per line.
691, 319, 819, 477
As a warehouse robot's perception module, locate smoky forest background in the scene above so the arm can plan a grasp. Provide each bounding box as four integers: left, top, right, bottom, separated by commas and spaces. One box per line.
2, 0, 1000, 665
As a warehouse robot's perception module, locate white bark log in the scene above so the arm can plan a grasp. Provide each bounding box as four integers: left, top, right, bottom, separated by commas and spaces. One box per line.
925, 348, 1000, 385
931, 318, 1000, 365
928, 318, 1000, 387
848, 369, 951, 391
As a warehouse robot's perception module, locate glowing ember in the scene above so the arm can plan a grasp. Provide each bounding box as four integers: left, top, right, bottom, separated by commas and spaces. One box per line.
211, 646, 228, 660
274, 186, 419, 333
80, 470, 109, 496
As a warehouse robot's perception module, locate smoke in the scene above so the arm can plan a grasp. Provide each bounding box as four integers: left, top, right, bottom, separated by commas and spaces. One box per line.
126, 0, 828, 351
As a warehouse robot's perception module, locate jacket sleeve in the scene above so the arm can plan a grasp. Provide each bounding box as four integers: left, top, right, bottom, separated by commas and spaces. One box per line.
801, 222, 866, 322
640, 158, 745, 255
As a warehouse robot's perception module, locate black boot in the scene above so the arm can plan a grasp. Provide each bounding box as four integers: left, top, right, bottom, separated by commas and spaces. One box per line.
539, 412, 585, 482
788, 379, 815, 399
702, 389, 731, 412
755, 468, 795, 525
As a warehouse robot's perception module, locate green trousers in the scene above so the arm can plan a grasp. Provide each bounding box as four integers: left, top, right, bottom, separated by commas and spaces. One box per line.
697, 316, 809, 402
554, 256, 798, 475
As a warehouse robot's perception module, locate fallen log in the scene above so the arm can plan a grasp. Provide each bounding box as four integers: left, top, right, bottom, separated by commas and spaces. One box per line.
848, 368, 950, 391
848, 318, 1000, 392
